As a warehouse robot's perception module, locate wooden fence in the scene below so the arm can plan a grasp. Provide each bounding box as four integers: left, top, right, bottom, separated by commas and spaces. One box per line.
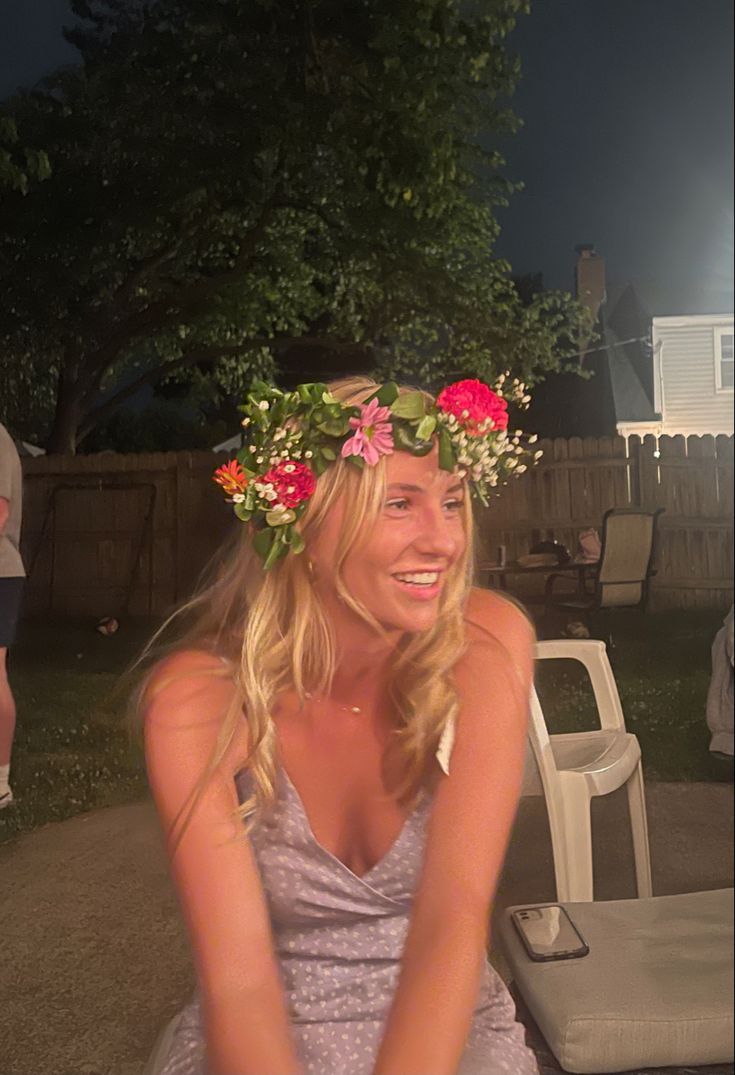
475, 434, 733, 611
20, 451, 232, 618
19, 434, 733, 618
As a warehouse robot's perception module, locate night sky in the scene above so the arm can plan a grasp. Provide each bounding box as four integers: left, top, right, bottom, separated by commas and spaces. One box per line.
1, 0, 733, 314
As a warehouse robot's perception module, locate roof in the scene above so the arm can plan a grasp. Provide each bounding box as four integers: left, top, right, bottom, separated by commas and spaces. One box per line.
604, 326, 659, 423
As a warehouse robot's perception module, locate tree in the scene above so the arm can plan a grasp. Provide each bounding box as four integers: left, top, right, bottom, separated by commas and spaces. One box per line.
0, 0, 591, 453
0, 116, 50, 194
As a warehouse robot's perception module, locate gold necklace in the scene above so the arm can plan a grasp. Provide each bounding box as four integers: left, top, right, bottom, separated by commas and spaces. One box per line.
304, 691, 362, 715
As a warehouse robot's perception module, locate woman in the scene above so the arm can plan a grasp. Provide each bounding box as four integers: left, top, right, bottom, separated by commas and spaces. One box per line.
142, 376, 539, 1075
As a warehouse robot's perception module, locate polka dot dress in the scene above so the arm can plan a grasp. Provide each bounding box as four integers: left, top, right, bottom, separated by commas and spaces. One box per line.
148, 766, 538, 1075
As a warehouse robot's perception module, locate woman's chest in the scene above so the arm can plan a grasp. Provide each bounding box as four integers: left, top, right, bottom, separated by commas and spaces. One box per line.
272, 711, 412, 878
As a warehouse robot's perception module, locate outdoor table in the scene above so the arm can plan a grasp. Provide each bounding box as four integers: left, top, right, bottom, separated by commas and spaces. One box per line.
479, 559, 597, 597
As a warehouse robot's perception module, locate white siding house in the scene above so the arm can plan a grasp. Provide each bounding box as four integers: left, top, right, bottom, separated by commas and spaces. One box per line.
646, 314, 734, 436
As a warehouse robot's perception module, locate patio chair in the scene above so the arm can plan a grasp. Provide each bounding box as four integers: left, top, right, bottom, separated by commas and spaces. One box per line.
544, 507, 664, 616
497, 640, 733, 1074
529, 639, 652, 903
500, 888, 734, 1073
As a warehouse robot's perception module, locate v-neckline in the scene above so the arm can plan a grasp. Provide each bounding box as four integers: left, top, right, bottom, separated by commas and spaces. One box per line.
278, 764, 428, 885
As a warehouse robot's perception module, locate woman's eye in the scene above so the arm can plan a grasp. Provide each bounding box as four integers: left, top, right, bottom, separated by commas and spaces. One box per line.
386, 498, 410, 511
444, 499, 465, 512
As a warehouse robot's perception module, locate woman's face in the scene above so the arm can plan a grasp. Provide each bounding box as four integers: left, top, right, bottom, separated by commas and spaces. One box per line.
311, 445, 468, 639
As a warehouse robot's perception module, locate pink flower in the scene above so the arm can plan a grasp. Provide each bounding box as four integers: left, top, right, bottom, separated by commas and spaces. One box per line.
260, 461, 317, 508
436, 379, 508, 434
213, 459, 248, 496
341, 397, 394, 466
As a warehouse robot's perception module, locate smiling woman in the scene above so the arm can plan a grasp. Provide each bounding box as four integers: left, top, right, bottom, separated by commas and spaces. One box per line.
137, 376, 539, 1075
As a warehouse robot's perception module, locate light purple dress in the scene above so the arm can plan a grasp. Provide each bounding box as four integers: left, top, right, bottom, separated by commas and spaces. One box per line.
147, 764, 538, 1075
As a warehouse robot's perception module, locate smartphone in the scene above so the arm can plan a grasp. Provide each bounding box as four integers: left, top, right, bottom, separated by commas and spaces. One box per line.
510, 905, 589, 962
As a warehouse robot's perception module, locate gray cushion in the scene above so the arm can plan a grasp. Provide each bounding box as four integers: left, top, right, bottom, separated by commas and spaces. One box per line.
498, 889, 734, 1073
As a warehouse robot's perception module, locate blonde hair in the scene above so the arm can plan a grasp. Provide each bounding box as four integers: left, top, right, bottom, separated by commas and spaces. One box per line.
135, 377, 476, 849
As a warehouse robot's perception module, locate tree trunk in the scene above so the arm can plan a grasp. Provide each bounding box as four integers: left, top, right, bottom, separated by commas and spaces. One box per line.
45, 374, 83, 454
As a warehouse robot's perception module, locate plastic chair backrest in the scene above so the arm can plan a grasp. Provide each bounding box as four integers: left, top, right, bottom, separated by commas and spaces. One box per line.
525, 640, 629, 794
597, 509, 659, 607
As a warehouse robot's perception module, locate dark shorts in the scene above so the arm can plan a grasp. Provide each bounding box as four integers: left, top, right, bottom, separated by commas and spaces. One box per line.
0, 577, 24, 648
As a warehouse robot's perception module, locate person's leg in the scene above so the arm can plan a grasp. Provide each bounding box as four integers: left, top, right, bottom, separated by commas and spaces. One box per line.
0, 577, 24, 807
0, 647, 15, 806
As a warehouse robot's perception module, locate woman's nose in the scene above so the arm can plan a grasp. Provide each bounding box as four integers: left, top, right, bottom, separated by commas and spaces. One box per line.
413, 506, 460, 558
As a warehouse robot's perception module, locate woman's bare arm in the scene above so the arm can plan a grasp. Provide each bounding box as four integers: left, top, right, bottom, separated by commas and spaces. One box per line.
373, 593, 534, 1075
144, 650, 303, 1075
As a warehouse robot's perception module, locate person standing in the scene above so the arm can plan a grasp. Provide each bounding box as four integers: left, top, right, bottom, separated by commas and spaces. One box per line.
0, 422, 25, 809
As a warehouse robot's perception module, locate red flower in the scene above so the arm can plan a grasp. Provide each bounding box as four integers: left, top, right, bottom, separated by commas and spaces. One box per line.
436, 379, 508, 434
261, 460, 317, 508
213, 459, 248, 496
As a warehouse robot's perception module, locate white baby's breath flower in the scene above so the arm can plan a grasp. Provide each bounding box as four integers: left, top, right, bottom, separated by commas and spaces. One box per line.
528, 433, 538, 444
232, 493, 246, 503
258, 400, 269, 411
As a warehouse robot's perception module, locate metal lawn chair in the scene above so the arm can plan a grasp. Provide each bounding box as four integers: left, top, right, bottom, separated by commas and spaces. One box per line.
544, 507, 664, 617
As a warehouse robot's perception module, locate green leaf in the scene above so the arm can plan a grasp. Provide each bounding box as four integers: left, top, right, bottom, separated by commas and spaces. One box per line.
263, 533, 285, 570
290, 530, 305, 555
321, 445, 337, 460
233, 502, 252, 521
393, 423, 416, 451
416, 414, 437, 441
390, 392, 426, 420
316, 418, 349, 437
372, 381, 399, 407
253, 526, 274, 561
411, 439, 434, 457
437, 428, 455, 472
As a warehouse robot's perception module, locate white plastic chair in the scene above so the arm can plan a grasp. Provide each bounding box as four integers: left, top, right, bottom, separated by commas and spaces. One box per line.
529, 639, 653, 902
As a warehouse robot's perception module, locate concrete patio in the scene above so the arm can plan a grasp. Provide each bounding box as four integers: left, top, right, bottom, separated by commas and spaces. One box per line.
1, 782, 732, 1075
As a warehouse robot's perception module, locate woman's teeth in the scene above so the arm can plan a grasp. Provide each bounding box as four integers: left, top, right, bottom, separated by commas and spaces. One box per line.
393, 572, 439, 586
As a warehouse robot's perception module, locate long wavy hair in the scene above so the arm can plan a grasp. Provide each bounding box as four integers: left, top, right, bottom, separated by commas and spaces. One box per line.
133, 377, 476, 849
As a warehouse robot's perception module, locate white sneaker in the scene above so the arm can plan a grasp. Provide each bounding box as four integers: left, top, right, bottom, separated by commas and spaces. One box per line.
0, 788, 14, 809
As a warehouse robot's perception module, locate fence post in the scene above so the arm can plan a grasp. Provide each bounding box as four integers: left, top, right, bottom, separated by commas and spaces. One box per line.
174, 453, 189, 603
629, 435, 642, 505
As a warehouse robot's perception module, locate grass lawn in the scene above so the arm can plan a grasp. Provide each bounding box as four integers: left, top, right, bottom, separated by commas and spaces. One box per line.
535, 607, 732, 782
1, 607, 731, 844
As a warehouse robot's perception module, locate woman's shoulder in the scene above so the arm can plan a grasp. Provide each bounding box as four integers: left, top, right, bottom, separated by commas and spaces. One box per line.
143, 648, 249, 781
143, 647, 238, 730
463, 586, 536, 650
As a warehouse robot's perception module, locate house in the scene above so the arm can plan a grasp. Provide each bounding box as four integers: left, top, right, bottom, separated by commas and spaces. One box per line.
525, 246, 734, 439
641, 315, 734, 438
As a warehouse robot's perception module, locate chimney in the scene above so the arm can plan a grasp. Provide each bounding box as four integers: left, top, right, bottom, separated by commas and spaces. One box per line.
574, 244, 606, 324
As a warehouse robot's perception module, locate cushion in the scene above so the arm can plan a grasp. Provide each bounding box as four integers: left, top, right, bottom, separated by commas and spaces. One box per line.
498, 889, 734, 1074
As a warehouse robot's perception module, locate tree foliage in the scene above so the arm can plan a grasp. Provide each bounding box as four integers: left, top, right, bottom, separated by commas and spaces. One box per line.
0, 0, 591, 453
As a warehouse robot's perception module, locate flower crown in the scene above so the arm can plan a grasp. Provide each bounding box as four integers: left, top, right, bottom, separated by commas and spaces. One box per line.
213, 378, 541, 568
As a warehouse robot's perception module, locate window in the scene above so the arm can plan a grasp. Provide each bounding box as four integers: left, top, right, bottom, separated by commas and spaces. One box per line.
715, 326, 734, 391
